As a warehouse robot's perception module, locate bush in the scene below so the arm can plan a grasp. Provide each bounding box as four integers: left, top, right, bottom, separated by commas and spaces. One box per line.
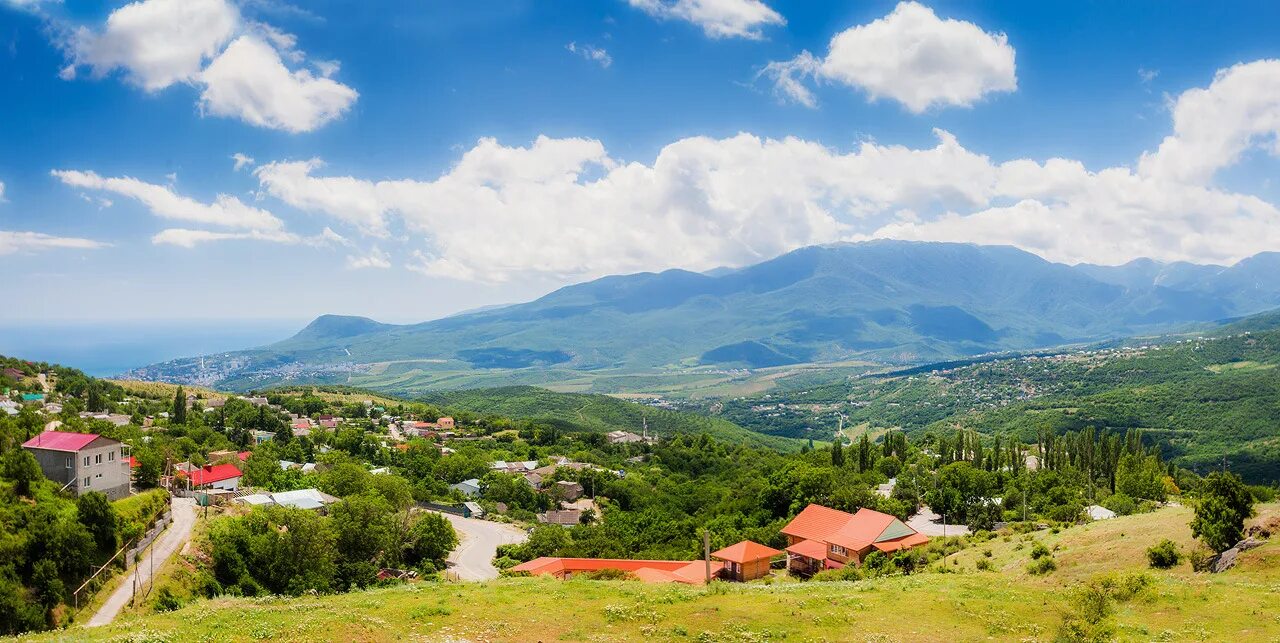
153, 587, 182, 612
1029, 542, 1051, 560
975, 558, 993, 572
1101, 492, 1137, 517
1188, 547, 1215, 573
811, 565, 864, 582
576, 568, 634, 581
1146, 539, 1182, 569
1027, 556, 1057, 575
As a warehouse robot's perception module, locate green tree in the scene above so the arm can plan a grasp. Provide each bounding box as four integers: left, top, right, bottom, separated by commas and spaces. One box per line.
319, 463, 371, 498
330, 493, 395, 588
30, 559, 64, 610
77, 491, 119, 552
831, 440, 844, 467
2, 449, 43, 497
133, 448, 163, 488
171, 386, 187, 425
1191, 471, 1255, 553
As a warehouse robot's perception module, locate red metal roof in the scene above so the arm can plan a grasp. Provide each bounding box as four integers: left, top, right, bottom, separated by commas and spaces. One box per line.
781, 504, 924, 554
237, 451, 251, 461
179, 463, 242, 486
22, 430, 102, 452
711, 540, 783, 564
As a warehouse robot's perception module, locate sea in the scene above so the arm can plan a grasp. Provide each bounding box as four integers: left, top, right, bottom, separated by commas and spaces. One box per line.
0, 320, 305, 377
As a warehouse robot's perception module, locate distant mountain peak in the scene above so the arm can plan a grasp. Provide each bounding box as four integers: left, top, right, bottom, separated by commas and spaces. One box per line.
291, 315, 393, 341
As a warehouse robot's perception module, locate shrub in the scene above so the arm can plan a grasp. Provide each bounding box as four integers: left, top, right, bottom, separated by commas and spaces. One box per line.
811, 565, 864, 582
153, 587, 182, 612
1188, 547, 1215, 573
1102, 492, 1137, 517
1146, 539, 1182, 569
1027, 556, 1057, 575
1029, 542, 1051, 560
975, 558, 993, 572
577, 568, 634, 581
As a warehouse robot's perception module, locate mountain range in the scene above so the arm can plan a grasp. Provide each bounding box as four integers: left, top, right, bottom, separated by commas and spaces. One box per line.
130, 240, 1280, 387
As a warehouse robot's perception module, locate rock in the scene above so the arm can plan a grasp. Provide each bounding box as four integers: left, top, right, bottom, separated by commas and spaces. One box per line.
1207, 537, 1265, 573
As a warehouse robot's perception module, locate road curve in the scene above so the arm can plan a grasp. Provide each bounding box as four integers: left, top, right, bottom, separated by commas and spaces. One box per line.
87, 497, 197, 626
436, 512, 528, 581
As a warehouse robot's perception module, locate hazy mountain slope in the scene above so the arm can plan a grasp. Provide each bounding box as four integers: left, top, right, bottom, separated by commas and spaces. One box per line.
131, 241, 1280, 387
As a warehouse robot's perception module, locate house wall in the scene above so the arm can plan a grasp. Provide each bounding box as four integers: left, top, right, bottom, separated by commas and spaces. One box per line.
203, 476, 241, 491
734, 558, 771, 581
25, 439, 131, 500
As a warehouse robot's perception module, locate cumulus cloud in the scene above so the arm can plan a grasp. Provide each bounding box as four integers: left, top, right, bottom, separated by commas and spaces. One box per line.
627, 0, 784, 40
52, 169, 284, 231
0, 230, 109, 255
0, 180, 5, 202
198, 36, 358, 133
346, 246, 390, 269
60, 0, 238, 91
766, 2, 1016, 112
1139, 59, 1280, 183
232, 153, 255, 171
566, 42, 612, 68
251, 107, 1280, 281
56, 0, 356, 132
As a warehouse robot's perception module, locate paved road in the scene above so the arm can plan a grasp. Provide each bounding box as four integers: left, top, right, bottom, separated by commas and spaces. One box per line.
87, 497, 197, 626
907, 505, 971, 537
437, 512, 528, 581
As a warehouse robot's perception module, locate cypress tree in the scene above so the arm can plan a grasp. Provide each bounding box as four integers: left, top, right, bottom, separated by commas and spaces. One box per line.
172, 385, 187, 425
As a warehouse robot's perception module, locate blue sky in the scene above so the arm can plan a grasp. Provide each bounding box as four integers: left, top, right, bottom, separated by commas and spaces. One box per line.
3, 0, 1280, 324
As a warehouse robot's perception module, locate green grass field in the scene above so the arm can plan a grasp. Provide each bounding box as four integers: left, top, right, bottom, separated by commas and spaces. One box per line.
40, 504, 1280, 642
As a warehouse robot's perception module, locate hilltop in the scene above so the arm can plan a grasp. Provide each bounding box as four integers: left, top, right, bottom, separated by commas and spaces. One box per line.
126, 241, 1280, 391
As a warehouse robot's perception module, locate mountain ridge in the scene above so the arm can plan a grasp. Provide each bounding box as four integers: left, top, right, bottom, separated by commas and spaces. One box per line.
129, 240, 1280, 387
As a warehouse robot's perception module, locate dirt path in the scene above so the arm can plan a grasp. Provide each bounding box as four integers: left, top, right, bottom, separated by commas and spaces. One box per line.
86, 497, 197, 626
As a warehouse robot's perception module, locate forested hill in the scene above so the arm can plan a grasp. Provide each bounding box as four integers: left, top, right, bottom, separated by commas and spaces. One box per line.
715, 310, 1280, 482
131, 241, 1280, 388
419, 386, 803, 452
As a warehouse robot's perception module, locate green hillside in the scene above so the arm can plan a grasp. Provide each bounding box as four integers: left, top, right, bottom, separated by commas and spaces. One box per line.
35, 504, 1280, 642
420, 385, 806, 451
714, 314, 1280, 482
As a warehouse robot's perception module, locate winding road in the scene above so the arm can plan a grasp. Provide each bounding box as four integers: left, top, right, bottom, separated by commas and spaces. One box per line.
87, 497, 197, 627
436, 512, 528, 580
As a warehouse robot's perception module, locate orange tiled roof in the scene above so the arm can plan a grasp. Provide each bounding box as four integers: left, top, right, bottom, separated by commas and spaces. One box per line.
785, 538, 828, 560
510, 557, 723, 584
826, 508, 898, 550
711, 540, 783, 564
781, 504, 857, 542
872, 532, 930, 552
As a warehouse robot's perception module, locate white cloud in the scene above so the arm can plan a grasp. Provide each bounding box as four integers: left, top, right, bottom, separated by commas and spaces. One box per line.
151, 227, 298, 247
346, 246, 390, 270
56, 0, 356, 132
0, 230, 109, 255
52, 169, 284, 231
0, 180, 5, 202
254, 158, 386, 235
627, 0, 784, 40
566, 42, 612, 69
766, 2, 1016, 113
198, 36, 358, 133
61, 0, 237, 91
232, 153, 255, 171
1139, 59, 1280, 183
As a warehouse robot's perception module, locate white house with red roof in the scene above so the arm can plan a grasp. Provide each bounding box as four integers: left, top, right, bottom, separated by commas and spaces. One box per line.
781, 504, 929, 575
22, 430, 132, 499
177, 463, 243, 491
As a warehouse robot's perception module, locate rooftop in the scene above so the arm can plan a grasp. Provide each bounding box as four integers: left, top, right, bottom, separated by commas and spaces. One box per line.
711, 540, 783, 564
22, 430, 104, 452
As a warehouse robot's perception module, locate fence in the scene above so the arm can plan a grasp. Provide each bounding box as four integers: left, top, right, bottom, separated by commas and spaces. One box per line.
71, 499, 173, 613
418, 501, 464, 516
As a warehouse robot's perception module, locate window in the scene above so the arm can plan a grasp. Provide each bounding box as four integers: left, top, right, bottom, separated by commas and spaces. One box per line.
83, 456, 90, 467
95, 454, 102, 464
108, 451, 115, 462
65, 456, 72, 468
83, 477, 91, 487
96, 473, 103, 479
830, 544, 846, 556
